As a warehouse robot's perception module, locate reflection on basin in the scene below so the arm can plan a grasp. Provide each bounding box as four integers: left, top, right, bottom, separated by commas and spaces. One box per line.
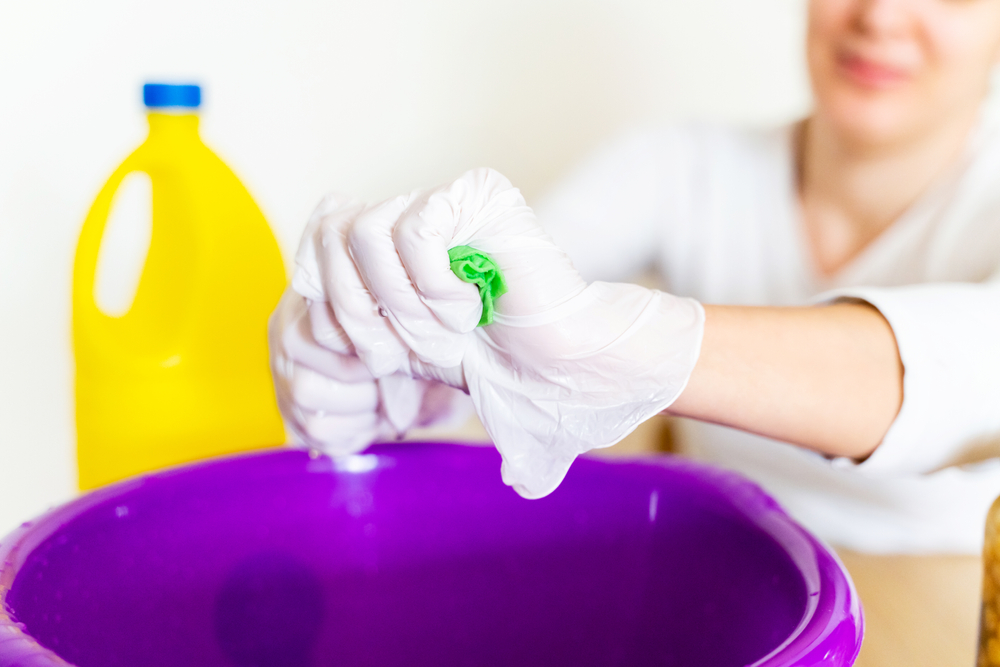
0, 442, 862, 666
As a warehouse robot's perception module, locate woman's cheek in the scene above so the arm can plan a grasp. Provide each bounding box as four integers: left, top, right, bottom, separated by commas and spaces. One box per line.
921, 4, 1000, 96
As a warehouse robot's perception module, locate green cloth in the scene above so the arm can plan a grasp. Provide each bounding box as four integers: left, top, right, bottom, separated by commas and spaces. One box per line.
448, 245, 508, 326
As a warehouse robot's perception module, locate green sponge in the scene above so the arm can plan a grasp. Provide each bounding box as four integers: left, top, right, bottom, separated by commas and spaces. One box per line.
448, 245, 508, 326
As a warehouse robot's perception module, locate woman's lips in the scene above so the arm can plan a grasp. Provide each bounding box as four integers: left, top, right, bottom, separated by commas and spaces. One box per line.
836, 51, 911, 89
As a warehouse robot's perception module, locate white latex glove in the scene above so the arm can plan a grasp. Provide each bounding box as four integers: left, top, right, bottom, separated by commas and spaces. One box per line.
288, 169, 705, 498
269, 195, 471, 456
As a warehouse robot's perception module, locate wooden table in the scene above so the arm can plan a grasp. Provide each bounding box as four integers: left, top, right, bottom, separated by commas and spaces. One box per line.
413, 416, 986, 665
838, 550, 981, 666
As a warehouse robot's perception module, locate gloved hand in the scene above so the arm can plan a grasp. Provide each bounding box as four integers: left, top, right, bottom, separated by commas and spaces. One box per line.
269, 195, 471, 456
282, 169, 705, 498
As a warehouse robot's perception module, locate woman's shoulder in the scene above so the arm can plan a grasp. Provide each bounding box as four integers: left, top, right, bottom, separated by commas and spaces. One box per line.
606, 120, 796, 165
589, 121, 798, 196
560, 120, 799, 191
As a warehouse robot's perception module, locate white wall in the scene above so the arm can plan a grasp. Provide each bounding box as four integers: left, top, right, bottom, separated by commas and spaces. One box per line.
0, 0, 811, 536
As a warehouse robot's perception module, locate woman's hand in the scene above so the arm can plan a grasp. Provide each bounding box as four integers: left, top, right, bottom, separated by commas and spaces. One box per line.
272, 167, 905, 496
279, 169, 704, 498
269, 288, 469, 456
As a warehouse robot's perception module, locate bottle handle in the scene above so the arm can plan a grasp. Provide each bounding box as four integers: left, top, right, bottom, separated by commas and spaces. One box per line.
73, 165, 196, 366
73, 167, 133, 337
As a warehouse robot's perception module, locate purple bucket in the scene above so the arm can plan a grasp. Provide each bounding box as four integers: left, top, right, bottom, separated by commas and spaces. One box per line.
0, 442, 862, 666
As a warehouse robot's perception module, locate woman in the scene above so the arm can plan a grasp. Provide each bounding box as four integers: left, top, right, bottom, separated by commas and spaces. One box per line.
271, 0, 1000, 553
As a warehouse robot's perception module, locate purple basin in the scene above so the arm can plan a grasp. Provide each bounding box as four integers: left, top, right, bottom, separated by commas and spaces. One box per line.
0, 442, 862, 667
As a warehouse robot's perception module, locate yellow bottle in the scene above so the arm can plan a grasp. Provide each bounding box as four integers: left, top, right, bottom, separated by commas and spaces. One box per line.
73, 83, 286, 490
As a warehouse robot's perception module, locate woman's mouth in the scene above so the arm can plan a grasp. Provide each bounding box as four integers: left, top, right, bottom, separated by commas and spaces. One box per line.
836, 51, 911, 90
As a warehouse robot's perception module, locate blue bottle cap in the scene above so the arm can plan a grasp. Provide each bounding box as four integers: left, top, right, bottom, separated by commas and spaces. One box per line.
143, 83, 201, 109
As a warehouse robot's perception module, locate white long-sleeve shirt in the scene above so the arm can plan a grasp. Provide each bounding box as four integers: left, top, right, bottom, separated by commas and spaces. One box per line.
535, 112, 1000, 554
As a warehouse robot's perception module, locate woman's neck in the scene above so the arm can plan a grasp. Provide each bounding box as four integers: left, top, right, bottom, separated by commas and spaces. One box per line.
797, 109, 979, 277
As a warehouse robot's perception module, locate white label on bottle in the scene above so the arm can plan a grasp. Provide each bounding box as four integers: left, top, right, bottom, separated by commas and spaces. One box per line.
94, 171, 153, 317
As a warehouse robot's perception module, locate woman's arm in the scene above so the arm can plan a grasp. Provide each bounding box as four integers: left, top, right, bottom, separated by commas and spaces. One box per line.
283, 168, 1000, 498
667, 302, 903, 460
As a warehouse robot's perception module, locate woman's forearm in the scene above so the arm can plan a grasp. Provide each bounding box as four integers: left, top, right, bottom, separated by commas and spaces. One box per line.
666, 302, 903, 460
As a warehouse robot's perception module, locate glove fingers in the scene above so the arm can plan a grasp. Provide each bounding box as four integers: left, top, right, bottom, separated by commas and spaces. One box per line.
290, 364, 379, 414
320, 200, 410, 377
295, 407, 386, 456
391, 187, 482, 333
348, 195, 468, 368
292, 193, 362, 302
407, 352, 466, 390
377, 372, 424, 435
274, 362, 385, 456
414, 168, 588, 321
275, 291, 374, 382
307, 299, 353, 356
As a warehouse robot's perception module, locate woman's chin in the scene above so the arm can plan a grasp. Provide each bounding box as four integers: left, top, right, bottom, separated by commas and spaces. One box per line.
816, 93, 930, 150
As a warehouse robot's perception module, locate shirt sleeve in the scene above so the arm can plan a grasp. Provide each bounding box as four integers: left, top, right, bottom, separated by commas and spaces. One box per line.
816, 276, 1000, 475
532, 127, 690, 283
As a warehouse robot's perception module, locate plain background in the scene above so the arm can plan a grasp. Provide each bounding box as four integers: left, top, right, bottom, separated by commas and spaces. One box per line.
0, 0, 811, 537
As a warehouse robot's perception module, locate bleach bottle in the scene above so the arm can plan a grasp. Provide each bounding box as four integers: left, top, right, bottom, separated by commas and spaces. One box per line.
73, 83, 287, 490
